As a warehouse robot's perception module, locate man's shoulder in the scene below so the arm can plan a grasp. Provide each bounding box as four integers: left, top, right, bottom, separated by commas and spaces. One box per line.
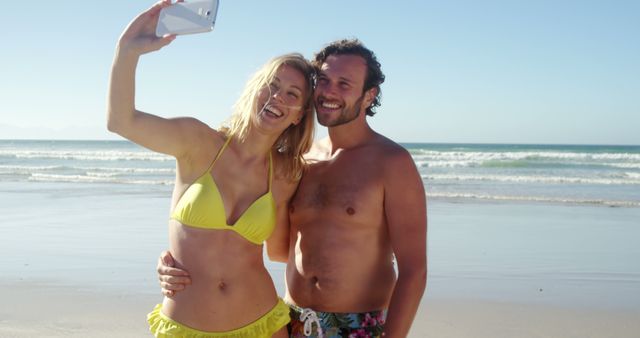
369, 135, 420, 181
371, 134, 411, 160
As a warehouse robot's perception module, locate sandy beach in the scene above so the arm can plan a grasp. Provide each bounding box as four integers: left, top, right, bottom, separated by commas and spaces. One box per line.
2, 280, 639, 338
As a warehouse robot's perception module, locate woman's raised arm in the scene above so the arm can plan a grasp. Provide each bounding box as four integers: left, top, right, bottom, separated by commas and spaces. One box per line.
107, 0, 203, 158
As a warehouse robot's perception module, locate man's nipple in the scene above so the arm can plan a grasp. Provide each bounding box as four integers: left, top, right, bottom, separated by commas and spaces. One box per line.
346, 207, 355, 215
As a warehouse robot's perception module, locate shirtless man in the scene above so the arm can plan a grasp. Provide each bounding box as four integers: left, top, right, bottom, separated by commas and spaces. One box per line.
158, 39, 427, 337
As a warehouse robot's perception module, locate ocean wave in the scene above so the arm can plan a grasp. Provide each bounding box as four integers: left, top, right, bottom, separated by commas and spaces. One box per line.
0, 164, 175, 175
81, 166, 175, 173
605, 162, 640, 169
414, 160, 478, 168
0, 149, 172, 161
0, 164, 66, 171
625, 172, 640, 179
86, 172, 120, 178
411, 150, 640, 165
416, 159, 540, 168
422, 174, 640, 185
427, 192, 640, 207
0, 165, 66, 175
28, 173, 173, 185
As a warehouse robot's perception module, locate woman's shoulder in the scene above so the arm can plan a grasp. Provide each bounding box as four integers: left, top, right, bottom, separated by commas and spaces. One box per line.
177, 123, 227, 174
195, 127, 230, 162
206, 127, 228, 148
170, 117, 224, 147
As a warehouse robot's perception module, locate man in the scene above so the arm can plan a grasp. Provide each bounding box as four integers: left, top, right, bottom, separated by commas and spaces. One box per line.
158, 39, 427, 337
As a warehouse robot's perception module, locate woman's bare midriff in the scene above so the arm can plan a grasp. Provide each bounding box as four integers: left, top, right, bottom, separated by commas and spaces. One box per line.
161, 221, 279, 332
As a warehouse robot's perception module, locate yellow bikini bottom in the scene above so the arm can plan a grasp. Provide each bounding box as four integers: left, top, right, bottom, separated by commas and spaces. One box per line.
147, 298, 290, 337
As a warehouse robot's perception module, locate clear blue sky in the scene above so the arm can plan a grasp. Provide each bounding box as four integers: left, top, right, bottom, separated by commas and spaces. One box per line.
1, 0, 638, 144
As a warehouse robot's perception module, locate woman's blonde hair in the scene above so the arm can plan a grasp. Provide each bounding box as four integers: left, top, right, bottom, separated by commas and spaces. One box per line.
221, 53, 315, 181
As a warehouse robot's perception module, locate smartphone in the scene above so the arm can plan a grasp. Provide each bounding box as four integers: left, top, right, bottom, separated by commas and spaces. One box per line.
155, 0, 219, 37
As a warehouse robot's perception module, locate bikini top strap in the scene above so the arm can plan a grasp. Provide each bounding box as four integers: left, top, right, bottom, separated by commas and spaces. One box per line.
205, 136, 232, 172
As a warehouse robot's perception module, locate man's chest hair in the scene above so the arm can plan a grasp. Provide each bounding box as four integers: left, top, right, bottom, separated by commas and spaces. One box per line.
295, 169, 380, 210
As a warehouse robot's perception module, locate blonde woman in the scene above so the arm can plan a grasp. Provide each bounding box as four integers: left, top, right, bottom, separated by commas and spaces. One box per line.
107, 1, 315, 337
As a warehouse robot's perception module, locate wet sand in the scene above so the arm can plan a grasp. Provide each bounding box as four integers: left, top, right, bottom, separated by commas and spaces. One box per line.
2, 281, 639, 338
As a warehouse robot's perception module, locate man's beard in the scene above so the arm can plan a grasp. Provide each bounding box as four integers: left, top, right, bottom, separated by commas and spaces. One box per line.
317, 93, 365, 127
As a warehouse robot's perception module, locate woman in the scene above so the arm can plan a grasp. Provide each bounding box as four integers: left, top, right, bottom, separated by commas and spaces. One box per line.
107, 1, 315, 337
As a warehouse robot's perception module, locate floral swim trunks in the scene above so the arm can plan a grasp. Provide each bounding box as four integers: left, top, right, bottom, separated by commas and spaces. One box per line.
287, 303, 387, 338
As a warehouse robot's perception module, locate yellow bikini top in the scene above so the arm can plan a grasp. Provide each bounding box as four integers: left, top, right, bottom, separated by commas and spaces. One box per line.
170, 137, 276, 245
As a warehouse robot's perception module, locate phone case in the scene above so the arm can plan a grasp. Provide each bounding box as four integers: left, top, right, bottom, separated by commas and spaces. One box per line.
155, 0, 219, 37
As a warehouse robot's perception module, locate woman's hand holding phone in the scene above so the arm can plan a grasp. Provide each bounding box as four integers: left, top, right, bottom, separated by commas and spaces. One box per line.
117, 0, 182, 57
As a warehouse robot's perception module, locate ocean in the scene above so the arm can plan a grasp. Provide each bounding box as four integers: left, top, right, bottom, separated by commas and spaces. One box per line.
406, 143, 640, 207
2, 140, 639, 207
1, 139, 639, 310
